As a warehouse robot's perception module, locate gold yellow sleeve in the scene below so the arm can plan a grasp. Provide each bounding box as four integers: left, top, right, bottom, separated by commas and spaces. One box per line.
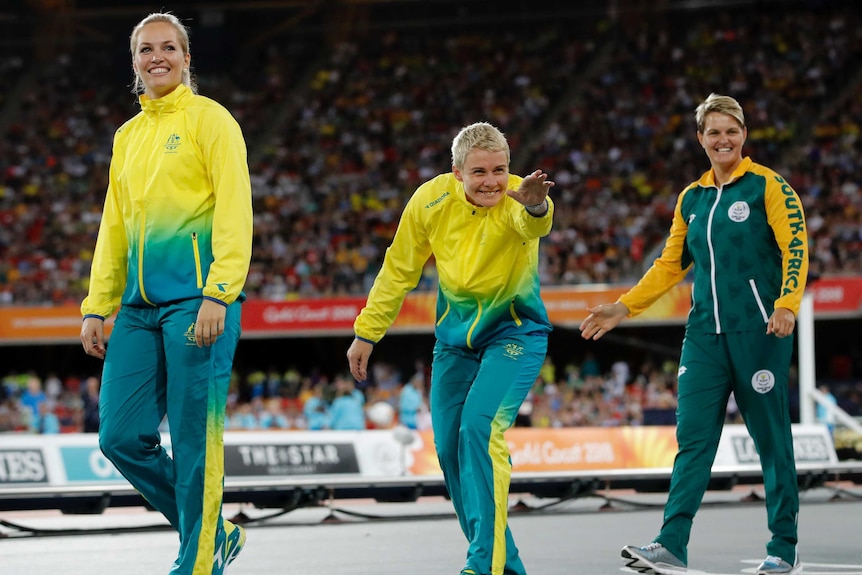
765, 175, 809, 315
80, 130, 129, 319
618, 190, 692, 317
353, 196, 432, 343
199, 106, 253, 305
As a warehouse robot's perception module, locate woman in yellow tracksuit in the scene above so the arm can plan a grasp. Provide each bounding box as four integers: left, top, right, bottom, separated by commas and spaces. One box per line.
347, 122, 555, 575
581, 94, 808, 575
80, 12, 252, 575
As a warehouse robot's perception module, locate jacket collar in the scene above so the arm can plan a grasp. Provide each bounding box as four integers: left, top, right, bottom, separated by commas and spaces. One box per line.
451, 175, 488, 212
697, 156, 753, 188
139, 84, 192, 115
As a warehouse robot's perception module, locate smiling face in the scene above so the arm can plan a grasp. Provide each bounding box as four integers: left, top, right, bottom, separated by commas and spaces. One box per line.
132, 20, 190, 99
697, 111, 747, 176
453, 148, 510, 208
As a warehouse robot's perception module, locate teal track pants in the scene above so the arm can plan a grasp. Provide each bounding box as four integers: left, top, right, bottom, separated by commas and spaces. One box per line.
430, 333, 547, 575
656, 330, 798, 565
98, 299, 241, 575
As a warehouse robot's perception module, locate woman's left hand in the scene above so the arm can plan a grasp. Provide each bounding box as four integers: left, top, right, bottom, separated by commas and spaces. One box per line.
507, 169, 554, 207
196, 299, 227, 347
767, 307, 796, 338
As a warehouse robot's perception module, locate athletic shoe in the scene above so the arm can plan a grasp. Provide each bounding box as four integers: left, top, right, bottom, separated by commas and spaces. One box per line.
213, 520, 246, 574
756, 555, 801, 574
621, 542, 687, 574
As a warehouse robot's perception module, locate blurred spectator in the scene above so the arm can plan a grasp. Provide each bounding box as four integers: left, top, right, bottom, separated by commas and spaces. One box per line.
258, 398, 291, 429
35, 401, 60, 434
398, 373, 427, 430
815, 384, 838, 437
303, 383, 331, 430
80, 376, 101, 433
329, 375, 366, 430
19, 375, 47, 422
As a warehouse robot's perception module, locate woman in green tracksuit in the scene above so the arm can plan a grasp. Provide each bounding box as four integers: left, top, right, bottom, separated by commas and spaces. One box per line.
80, 12, 252, 575
347, 122, 555, 575
581, 94, 808, 575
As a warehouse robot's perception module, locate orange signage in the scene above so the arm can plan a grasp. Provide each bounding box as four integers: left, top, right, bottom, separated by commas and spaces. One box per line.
0, 306, 114, 343
407, 426, 679, 476
541, 284, 693, 327
0, 277, 859, 342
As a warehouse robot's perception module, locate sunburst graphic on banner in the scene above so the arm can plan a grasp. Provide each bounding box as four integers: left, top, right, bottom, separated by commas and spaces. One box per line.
406, 431, 443, 475
619, 426, 677, 468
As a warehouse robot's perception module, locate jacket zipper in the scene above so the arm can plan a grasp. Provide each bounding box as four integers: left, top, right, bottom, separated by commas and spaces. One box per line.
509, 301, 523, 326
466, 299, 482, 350
706, 186, 722, 333
191, 232, 203, 289
138, 210, 154, 305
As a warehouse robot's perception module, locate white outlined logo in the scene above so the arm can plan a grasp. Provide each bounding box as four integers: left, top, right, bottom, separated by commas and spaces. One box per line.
728, 201, 750, 222
751, 369, 775, 394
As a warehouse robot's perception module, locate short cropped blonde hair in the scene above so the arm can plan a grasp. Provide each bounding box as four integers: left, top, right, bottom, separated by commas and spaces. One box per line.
451, 122, 510, 170
695, 93, 745, 133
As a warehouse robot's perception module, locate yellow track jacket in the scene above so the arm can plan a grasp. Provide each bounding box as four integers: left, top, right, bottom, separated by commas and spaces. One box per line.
81, 85, 252, 319
620, 157, 808, 334
354, 173, 554, 349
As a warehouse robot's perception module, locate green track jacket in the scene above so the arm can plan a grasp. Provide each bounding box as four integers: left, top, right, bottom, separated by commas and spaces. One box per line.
620, 157, 808, 334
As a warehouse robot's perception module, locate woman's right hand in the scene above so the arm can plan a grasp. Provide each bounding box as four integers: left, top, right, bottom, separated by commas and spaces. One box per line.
81, 317, 106, 359
579, 302, 630, 340
346, 338, 374, 382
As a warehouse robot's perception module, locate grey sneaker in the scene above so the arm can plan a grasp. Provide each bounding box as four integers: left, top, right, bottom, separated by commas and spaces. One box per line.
756, 555, 801, 574
621, 542, 687, 574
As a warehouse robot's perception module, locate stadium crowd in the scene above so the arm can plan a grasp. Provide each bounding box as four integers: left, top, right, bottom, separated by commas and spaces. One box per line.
2, 351, 860, 435
1, 4, 861, 304
1, 2, 861, 436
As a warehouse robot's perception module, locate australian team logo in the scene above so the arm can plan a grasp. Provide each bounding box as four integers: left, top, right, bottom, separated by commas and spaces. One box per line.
503, 343, 524, 360
751, 369, 775, 394
164, 133, 181, 153
184, 323, 197, 345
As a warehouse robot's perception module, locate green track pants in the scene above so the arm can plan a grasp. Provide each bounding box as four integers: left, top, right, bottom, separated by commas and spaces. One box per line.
98, 299, 241, 575
430, 333, 547, 575
656, 330, 798, 566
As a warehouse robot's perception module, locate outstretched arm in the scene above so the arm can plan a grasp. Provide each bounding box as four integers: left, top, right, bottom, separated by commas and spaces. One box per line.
579, 301, 630, 340
507, 169, 554, 212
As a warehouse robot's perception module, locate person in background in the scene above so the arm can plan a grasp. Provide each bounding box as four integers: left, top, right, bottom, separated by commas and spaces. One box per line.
398, 374, 426, 430
347, 122, 555, 575
303, 383, 331, 430
815, 384, 837, 439
19, 375, 47, 425
79, 11, 252, 575
80, 376, 101, 433
329, 374, 367, 430
36, 401, 61, 434
580, 93, 807, 575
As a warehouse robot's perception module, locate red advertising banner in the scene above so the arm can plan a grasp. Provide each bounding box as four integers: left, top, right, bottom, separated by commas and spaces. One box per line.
241, 298, 365, 336
1, 277, 860, 342
807, 275, 862, 316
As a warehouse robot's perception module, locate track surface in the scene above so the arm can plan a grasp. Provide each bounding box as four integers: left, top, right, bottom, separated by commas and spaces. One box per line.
1, 484, 860, 575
